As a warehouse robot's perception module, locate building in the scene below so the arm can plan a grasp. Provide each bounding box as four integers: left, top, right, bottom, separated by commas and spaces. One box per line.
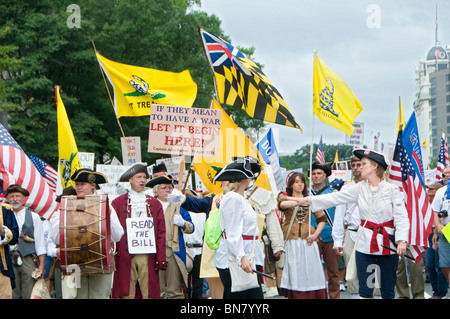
414, 19, 450, 168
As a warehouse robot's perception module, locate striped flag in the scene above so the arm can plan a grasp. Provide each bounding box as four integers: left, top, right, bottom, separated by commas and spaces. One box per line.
315, 135, 325, 164
0, 124, 58, 219
28, 154, 59, 193
199, 28, 302, 131
436, 131, 449, 181
389, 129, 433, 263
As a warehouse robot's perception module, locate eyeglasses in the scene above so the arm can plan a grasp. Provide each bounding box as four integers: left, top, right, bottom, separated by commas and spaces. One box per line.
351, 163, 362, 168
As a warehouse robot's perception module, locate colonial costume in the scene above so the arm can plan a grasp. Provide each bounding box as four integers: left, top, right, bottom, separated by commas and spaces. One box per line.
146, 175, 194, 299
0, 203, 19, 298
7, 184, 47, 299
307, 149, 410, 299
111, 163, 166, 299
277, 183, 328, 299
213, 158, 265, 299
50, 169, 124, 299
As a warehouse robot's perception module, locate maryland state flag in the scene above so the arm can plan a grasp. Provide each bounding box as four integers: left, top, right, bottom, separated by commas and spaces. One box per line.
96, 53, 197, 118
56, 86, 82, 189
192, 99, 272, 194
199, 28, 301, 131
313, 53, 363, 136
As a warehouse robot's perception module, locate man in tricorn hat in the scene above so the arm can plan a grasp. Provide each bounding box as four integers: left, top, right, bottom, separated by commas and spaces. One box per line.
111, 163, 167, 299
309, 161, 340, 299
50, 168, 124, 299
6, 184, 46, 299
146, 174, 193, 299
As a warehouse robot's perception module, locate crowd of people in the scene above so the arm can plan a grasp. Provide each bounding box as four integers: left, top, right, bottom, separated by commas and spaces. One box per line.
0, 149, 449, 299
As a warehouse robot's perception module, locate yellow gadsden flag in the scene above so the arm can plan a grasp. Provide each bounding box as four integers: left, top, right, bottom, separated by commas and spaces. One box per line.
192, 99, 272, 194
56, 86, 82, 189
96, 53, 197, 118
313, 53, 363, 136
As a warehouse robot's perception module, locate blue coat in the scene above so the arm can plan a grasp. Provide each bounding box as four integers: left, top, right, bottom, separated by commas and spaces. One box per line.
0, 206, 19, 288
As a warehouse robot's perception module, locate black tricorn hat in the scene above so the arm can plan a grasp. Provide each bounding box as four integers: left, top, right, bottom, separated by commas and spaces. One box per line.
71, 168, 108, 189
232, 156, 262, 178
145, 175, 174, 188
152, 163, 167, 174
353, 148, 389, 170
213, 158, 256, 182
119, 163, 149, 182
310, 162, 332, 177
5, 184, 30, 197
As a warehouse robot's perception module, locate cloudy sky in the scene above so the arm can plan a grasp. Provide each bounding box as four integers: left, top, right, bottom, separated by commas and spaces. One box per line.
194, 0, 449, 156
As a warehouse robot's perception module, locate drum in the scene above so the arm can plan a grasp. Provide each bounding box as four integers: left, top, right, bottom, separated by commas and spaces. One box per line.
59, 194, 111, 275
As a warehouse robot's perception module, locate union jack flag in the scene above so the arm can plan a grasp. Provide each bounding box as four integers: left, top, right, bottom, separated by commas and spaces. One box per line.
0, 124, 58, 219
390, 129, 433, 263
199, 28, 301, 131
436, 131, 449, 181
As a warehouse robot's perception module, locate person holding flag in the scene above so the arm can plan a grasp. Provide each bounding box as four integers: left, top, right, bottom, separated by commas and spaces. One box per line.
430, 170, 450, 285
293, 149, 409, 299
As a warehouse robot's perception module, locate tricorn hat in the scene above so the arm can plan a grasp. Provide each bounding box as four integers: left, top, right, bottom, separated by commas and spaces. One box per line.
152, 163, 167, 174
71, 168, 108, 189
232, 156, 262, 178
119, 163, 149, 182
5, 184, 29, 197
213, 157, 256, 182
310, 162, 332, 177
353, 148, 390, 170
145, 175, 174, 188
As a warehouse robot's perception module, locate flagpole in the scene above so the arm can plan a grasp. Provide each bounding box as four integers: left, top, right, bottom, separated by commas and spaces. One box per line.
308, 50, 318, 237
308, 113, 315, 237
90, 38, 127, 139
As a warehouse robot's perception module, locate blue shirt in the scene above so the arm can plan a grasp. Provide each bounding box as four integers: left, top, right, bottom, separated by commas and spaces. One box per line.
309, 185, 335, 243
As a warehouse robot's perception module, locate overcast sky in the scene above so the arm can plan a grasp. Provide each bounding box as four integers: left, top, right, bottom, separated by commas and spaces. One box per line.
194, 0, 449, 156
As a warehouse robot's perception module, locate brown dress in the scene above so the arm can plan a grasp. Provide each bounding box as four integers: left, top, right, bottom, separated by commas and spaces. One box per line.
277, 194, 328, 299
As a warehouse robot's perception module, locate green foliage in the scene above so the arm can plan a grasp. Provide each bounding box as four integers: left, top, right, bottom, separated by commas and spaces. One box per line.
0, 0, 229, 168
280, 143, 355, 172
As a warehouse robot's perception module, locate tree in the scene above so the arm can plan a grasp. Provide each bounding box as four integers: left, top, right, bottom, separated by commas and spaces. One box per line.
0, 0, 249, 168
280, 143, 355, 172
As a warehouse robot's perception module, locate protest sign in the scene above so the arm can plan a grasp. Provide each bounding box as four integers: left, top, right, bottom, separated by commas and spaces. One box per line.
126, 217, 156, 254
148, 105, 221, 157
121, 136, 142, 165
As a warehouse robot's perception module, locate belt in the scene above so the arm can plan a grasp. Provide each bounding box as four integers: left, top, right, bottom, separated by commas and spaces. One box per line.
361, 219, 394, 255
186, 243, 203, 248
223, 232, 258, 240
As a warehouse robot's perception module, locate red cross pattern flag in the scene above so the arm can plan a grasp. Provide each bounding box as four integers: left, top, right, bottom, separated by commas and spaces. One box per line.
0, 124, 58, 219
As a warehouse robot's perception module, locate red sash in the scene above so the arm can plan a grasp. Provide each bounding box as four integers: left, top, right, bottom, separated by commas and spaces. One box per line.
361, 219, 394, 255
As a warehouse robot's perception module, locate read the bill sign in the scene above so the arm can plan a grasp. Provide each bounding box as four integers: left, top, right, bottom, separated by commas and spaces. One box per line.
126, 217, 156, 254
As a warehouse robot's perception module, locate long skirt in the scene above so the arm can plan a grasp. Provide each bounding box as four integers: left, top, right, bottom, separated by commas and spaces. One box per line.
280, 238, 327, 299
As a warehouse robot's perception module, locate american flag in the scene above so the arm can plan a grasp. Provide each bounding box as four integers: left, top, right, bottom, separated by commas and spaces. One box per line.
436, 131, 449, 181
389, 129, 433, 263
315, 135, 325, 164
28, 154, 59, 193
0, 124, 58, 219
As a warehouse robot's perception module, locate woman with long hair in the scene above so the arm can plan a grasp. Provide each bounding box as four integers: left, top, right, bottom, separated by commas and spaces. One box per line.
277, 172, 328, 299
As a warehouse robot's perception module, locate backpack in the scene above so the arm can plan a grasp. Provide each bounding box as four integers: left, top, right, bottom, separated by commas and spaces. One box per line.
204, 207, 222, 250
